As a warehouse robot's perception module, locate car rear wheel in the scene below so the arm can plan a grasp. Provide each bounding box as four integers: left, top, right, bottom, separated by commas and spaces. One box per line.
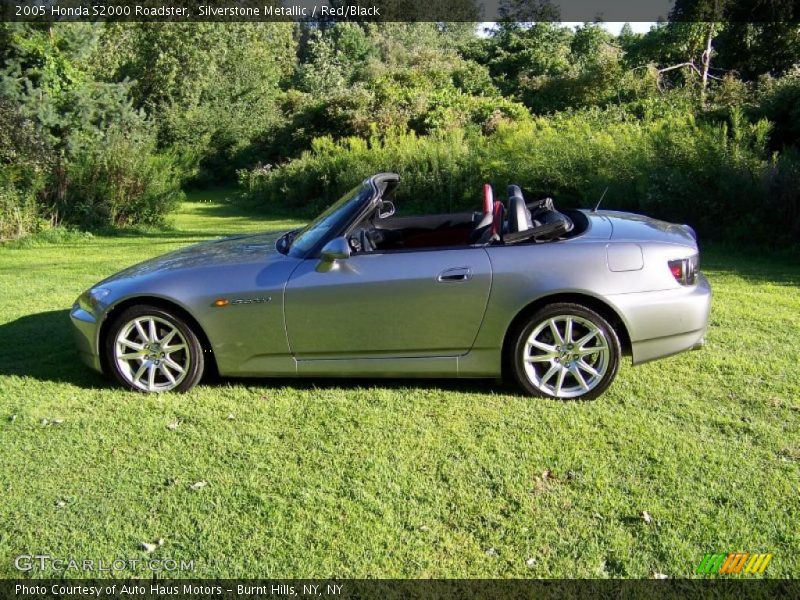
510, 303, 620, 400
105, 305, 204, 393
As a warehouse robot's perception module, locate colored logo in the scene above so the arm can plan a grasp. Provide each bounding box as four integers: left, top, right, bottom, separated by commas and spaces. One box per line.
697, 553, 773, 575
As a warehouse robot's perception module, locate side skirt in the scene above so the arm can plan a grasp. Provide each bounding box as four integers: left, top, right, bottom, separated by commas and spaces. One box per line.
296, 356, 457, 377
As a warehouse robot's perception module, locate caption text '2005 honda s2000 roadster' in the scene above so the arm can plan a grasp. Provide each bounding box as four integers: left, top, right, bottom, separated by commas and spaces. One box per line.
71, 173, 711, 399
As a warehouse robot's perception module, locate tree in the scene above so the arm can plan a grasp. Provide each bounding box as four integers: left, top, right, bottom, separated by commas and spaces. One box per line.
97, 23, 296, 180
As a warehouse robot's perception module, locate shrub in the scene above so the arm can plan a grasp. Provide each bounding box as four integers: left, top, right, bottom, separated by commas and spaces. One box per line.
240, 129, 484, 216
763, 148, 800, 245
1, 24, 184, 235
61, 129, 184, 229
0, 182, 41, 240
0, 100, 52, 239
242, 107, 787, 245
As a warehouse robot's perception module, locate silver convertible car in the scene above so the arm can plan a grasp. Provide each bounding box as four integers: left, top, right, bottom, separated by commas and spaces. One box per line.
71, 173, 711, 399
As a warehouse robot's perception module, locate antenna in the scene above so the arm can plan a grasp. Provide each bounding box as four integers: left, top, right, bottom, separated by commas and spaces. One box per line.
592, 187, 609, 213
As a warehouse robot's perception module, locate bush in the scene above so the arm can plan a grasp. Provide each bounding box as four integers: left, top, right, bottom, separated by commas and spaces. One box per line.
240, 129, 484, 216
60, 129, 184, 229
0, 182, 41, 240
0, 100, 51, 240
1, 24, 184, 236
763, 148, 800, 245
242, 107, 789, 245
753, 70, 800, 151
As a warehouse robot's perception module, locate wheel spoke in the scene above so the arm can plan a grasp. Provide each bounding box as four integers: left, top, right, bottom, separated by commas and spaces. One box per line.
148, 319, 158, 343
564, 317, 573, 343
161, 329, 178, 346
577, 344, 605, 357
133, 362, 148, 384
571, 365, 589, 390
540, 363, 559, 385
160, 364, 176, 385
163, 343, 187, 354
549, 319, 565, 345
575, 330, 596, 349
134, 320, 149, 343
554, 368, 566, 396
164, 357, 185, 374
121, 339, 144, 351
577, 360, 600, 377
526, 354, 554, 363
147, 364, 156, 391
529, 339, 556, 353
119, 351, 144, 360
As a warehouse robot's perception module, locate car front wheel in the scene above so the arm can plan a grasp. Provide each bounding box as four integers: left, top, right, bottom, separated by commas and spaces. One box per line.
105, 305, 204, 393
511, 303, 621, 400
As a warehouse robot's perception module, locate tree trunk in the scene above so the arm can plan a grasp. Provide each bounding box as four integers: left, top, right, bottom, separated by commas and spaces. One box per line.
700, 23, 715, 106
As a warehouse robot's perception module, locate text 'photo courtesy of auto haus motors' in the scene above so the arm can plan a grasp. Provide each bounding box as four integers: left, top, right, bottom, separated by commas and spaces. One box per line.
71, 173, 711, 400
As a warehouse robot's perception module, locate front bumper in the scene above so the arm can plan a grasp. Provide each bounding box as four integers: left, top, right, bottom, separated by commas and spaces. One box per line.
610, 273, 712, 365
70, 304, 103, 372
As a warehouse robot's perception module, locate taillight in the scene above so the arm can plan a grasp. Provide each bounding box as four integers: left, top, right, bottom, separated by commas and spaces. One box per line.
668, 255, 699, 285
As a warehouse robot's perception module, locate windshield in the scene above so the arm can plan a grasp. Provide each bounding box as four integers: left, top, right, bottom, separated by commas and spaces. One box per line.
285, 183, 371, 257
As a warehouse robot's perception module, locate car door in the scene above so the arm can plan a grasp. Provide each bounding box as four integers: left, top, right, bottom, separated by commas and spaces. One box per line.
284, 247, 492, 358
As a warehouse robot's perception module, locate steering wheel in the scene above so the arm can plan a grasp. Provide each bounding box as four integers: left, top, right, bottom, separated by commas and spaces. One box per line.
348, 229, 375, 253
359, 229, 374, 252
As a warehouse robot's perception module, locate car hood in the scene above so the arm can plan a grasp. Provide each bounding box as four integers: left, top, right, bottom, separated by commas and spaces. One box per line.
587, 210, 696, 245
98, 230, 288, 285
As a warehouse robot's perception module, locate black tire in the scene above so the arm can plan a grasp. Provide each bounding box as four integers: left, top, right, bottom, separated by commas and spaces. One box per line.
104, 305, 205, 393
509, 303, 621, 400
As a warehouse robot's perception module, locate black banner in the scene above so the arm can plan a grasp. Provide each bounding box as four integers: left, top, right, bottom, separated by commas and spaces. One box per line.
1, 0, 800, 23
2, 580, 800, 600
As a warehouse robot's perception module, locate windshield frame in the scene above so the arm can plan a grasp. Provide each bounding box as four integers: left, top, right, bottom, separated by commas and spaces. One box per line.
282, 181, 376, 259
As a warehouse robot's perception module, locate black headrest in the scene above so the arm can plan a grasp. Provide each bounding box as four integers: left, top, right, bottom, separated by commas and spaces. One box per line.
507, 184, 532, 234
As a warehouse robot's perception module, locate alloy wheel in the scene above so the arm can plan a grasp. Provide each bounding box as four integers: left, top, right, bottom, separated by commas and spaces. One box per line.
521, 315, 610, 398
114, 316, 190, 392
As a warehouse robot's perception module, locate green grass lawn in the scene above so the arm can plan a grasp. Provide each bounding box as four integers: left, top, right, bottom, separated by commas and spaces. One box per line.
0, 189, 798, 579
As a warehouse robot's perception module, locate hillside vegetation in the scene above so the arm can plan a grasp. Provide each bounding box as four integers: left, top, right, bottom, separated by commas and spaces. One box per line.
2, 21, 800, 245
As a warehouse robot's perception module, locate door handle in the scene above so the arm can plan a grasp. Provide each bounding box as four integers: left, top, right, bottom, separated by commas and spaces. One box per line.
437, 267, 472, 282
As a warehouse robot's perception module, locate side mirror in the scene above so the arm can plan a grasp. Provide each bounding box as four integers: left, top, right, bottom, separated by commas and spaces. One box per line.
320, 237, 351, 262
317, 237, 350, 273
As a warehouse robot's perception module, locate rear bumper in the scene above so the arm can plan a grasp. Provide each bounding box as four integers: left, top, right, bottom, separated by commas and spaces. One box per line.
70, 304, 103, 373
610, 273, 712, 365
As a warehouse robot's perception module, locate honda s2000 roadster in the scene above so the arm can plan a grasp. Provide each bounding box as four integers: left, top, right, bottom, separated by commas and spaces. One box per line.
71, 173, 711, 399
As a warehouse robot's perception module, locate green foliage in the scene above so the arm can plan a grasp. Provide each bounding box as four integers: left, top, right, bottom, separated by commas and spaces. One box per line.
714, 23, 800, 80
477, 23, 659, 114
250, 24, 530, 165
98, 23, 296, 182
0, 99, 52, 239
0, 23, 145, 159
752, 69, 800, 150
243, 106, 798, 245
0, 183, 40, 240
240, 129, 482, 215
2, 20, 800, 247
1, 226, 94, 249
764, 148, 800, 242
61, 128, 184, 229
0, 24, 183, 237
